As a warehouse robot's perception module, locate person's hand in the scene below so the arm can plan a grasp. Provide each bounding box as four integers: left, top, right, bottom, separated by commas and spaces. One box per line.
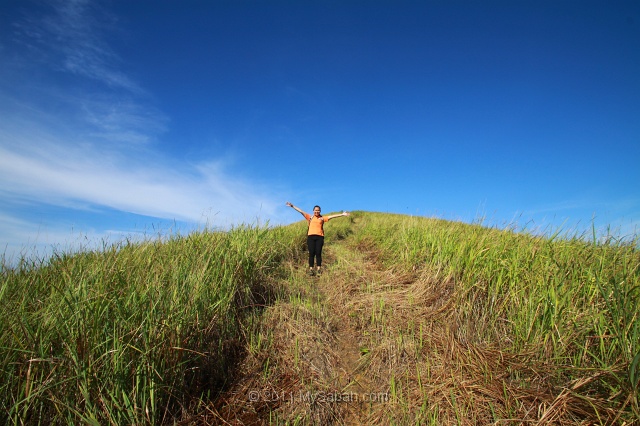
286, 202, 293, 207
343, 211, 350, 216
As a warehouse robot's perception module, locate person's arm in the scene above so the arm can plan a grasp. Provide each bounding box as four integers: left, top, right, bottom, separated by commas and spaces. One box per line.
286, 202, 309, 219
325, 211, 350, 220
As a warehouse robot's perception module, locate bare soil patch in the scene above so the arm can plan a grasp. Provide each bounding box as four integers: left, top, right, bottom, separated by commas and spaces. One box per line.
200, 233, 620, 425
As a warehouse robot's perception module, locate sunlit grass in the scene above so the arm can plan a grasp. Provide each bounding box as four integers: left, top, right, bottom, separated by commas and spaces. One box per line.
0, 224, 301, 424
2, 211, 638, 424
349, 211, 640, 420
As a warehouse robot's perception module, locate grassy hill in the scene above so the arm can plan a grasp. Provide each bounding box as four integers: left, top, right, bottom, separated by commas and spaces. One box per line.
1, 211, 638, 424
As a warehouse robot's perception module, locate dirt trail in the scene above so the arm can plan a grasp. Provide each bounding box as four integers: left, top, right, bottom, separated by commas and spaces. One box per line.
313, 243, 386, 425
210, 234, 457, 425
209, 219, 625, 425
210, 230, 397, 424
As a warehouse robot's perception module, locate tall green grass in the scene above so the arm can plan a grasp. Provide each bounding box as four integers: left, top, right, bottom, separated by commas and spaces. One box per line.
0, 224, 300, 424
350, 211, 639, 415
3, 211, 637, 423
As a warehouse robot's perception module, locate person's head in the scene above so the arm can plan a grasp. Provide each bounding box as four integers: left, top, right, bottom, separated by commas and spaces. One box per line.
313, 205, 321, 216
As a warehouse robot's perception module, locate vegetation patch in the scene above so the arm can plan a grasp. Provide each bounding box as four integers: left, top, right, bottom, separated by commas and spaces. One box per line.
1, 211, 638, 424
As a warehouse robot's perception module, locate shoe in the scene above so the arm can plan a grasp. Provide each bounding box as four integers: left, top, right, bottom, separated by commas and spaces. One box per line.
316, 269, 322, 276
308, 269, 315, 276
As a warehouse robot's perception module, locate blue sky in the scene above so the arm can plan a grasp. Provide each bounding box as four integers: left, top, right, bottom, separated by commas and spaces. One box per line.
1, 0, 639, 262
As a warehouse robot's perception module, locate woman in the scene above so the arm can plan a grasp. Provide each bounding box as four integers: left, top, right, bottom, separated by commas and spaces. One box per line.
286, 202, 350, 276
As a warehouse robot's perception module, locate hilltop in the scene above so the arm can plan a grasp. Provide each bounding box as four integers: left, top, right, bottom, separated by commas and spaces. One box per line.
1, 212, 638, 424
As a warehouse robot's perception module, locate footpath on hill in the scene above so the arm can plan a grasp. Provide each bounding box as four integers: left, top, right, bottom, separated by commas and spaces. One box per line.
208, 232, 392, 424
205, 219, 606, 425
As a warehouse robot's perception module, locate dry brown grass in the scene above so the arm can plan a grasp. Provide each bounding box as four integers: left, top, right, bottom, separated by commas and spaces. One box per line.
193, 225, 630, 425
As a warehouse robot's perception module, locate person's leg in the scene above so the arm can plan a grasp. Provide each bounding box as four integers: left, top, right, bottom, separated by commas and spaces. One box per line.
307, 236, 316, 274
315, 236, 324, 273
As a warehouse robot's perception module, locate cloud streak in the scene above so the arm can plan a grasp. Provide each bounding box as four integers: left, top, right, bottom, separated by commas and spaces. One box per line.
0, 0, 288, 262
0, 131, 280, 224
24, 0, 140, 92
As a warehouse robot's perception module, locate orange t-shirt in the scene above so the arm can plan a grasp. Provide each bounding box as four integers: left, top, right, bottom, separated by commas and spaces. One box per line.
304, 213, 331, 236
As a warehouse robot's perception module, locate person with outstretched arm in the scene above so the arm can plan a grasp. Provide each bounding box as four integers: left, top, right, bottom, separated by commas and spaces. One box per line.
286, 202, 350, 276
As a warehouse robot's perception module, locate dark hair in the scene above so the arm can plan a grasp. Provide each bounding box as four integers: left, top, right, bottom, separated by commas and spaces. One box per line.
313, 205, 321, 211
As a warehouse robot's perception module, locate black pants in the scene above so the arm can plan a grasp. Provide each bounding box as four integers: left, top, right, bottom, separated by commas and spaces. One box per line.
307, 235, 324, 268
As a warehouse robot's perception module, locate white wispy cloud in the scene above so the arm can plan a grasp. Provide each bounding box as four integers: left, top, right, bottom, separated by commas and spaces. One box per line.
7, 0, 165, 145
31, 0, 140, 92
81, 95, 168, 145
0, 130, 281, 224
0, 0, 289, 262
